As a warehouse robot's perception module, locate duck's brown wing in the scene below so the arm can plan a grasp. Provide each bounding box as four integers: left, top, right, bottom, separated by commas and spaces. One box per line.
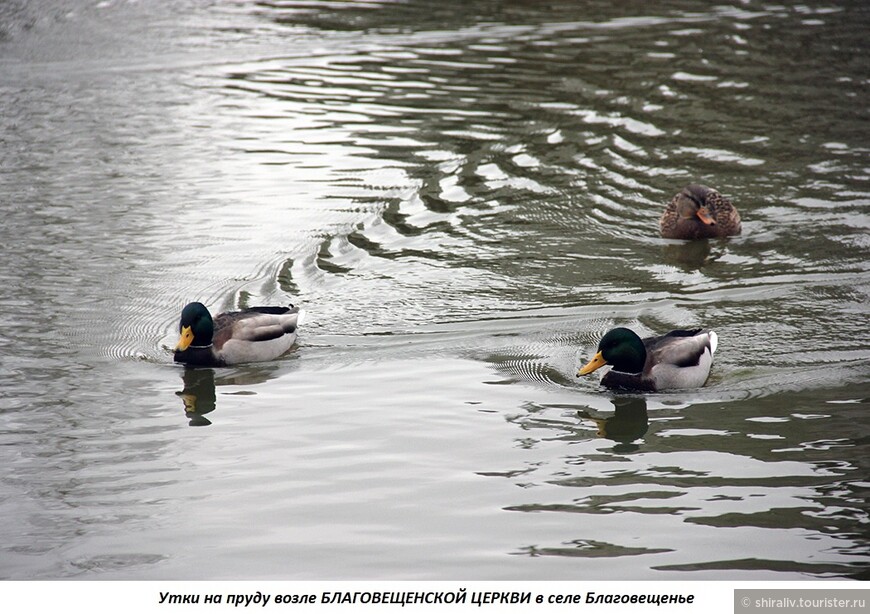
706, 191, 741, 235
659, 192, 681, 236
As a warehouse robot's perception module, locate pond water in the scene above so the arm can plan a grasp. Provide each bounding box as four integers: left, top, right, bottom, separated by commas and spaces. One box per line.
0, 0, 868, 580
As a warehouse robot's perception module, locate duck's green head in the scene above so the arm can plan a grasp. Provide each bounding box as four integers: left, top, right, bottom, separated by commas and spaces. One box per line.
676, 184, 716, 226
578, 327, 646, 376
176, 302, 215, 351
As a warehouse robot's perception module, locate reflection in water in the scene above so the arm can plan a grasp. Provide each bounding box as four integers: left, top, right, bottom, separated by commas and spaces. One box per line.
177, 368, 217, 426
577, 396, 649, 453
661, 240, 715, 269
175, 363, 291, 426
514, 538, 670, 560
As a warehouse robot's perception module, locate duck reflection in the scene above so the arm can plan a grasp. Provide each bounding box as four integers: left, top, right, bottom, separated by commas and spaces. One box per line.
175, 363, 288, 426
577, 396, 648, 452
176, 367, 217, 426
661, 239, 714, 269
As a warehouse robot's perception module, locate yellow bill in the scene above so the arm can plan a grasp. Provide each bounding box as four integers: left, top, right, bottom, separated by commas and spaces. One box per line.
578, 351, 607, 376
176, 325, 194, 352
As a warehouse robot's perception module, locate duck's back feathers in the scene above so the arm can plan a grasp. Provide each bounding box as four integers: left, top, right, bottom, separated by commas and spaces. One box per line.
213, 306, 302, 365
643, 329, 716, 390
214, 307, 300, 345
660, 184, 741, 239
645, 328, 708, 367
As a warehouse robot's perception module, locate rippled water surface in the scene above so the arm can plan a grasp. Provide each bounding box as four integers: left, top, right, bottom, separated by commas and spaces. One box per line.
1, 0, 868, 580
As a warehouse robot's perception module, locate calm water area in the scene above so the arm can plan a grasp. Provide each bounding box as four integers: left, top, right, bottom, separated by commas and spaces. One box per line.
0, 0, 868, 580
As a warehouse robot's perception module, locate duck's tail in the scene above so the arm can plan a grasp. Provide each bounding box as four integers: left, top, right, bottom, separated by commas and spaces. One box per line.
708, 331, 718, 355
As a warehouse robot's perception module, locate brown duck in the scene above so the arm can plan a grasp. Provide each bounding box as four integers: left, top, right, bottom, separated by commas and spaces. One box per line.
660, 184, 741, 239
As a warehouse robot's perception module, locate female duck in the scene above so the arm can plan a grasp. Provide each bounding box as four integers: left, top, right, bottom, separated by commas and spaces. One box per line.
660, 184, 741, 239
174, 302, 304, 367
577, 327, 717, 391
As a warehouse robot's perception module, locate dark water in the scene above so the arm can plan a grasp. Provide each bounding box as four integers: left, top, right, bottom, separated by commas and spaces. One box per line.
0, 0, 868, 580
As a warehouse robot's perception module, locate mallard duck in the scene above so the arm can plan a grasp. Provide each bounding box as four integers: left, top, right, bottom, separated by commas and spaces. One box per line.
174, 302, 304, 367
660, 184, 741, 239
577, 327, 717, 391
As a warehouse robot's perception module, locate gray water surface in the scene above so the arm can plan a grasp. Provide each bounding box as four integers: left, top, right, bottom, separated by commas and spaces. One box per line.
1, 0, 868, 580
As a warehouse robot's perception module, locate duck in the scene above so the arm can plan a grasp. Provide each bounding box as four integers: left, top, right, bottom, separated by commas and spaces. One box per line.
660, 184, 741, 239
174, 301, 304, 367
577, 327, 717, 391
